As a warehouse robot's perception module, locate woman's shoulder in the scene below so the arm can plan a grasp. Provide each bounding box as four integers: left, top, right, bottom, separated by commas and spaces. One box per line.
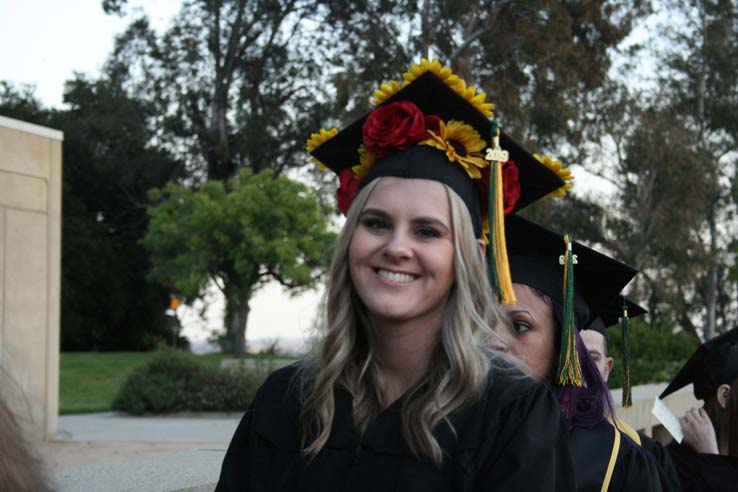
451, 355, 558, 444
251, 360, 306, 408
482, 355, 549, 407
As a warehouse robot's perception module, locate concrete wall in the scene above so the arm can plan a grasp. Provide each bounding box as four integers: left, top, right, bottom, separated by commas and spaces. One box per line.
611, 382, 701, 444
0, 115, 62, 440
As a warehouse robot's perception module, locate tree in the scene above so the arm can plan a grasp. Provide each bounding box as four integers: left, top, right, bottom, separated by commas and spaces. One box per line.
144, 168, 335, 356
0, 78, 184, 350
656, 0, 738, 338
103, 0, 333, 182
324, 0, 652, 157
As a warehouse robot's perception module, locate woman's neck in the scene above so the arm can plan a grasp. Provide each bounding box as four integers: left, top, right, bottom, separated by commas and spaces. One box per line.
370, 316, 443, 408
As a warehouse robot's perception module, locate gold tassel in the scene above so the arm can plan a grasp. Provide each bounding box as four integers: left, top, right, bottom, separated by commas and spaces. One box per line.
492, 160, 516, 305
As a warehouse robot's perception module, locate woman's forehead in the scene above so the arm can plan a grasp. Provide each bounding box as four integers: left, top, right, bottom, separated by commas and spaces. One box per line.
363, 177, 451, 220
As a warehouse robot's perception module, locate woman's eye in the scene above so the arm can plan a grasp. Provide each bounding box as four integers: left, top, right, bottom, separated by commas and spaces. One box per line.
513, 321, 531, 334
363, 218, 389, 230
416, 227, 441, 238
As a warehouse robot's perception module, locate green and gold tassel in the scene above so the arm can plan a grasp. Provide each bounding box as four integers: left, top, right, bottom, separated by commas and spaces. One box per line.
486, 123, 516, 305
556, 235, 584, 387
621, 301, 632, 407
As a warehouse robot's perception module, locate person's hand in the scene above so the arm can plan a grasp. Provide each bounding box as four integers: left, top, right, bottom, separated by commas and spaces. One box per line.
681, 407, 719, 454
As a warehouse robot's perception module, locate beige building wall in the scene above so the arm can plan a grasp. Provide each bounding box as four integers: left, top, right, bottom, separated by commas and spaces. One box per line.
0, 115, 62, 440
612, 382, 701, 444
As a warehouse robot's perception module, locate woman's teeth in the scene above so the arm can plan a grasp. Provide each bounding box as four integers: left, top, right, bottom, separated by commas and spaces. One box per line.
377, 269, 415, 283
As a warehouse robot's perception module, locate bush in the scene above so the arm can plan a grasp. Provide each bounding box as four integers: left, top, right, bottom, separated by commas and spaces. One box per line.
607, 359, 686, 389
605, 320, 699, 389
113, 350, 267, 414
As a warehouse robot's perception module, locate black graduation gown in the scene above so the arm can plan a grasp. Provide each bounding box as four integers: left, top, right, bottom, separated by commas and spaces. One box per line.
667, 442, 738, 492
215, 362, 576, 492
569, 421, 666, 492
639, 433, 682, 492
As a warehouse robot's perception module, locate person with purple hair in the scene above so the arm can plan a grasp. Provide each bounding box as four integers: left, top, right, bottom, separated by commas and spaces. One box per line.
496, 214, 671, 492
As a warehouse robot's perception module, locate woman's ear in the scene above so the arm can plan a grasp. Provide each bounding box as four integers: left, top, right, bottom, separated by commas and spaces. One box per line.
717, 384, 731, 409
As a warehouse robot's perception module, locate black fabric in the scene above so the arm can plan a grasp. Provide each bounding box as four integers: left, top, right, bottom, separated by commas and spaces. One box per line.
667, 441, 738, 492
639, 433, 682, 492
215, 362, 576, 492
359, 146, 483, 236
660, 327, 738, 400
505, 215, 639, 328
587, 297, 648, 336
569, 421, 666, 492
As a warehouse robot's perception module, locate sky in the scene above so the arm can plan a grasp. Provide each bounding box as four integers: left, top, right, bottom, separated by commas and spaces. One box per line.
0, 0, 322, 350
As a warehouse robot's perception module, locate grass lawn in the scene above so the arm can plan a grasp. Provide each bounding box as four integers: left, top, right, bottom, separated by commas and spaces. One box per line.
59, 351, 231, 414
59, 351, 297, 414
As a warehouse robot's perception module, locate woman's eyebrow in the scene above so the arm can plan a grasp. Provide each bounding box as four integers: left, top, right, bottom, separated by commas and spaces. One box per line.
508, 309, 534, 318
413, 217, 450, 232
359, 208, 389, 218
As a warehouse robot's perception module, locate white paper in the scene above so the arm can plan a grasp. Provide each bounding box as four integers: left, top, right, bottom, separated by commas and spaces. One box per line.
652, 397, 683, 443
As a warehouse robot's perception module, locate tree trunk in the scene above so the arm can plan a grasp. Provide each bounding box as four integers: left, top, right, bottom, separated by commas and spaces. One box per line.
704, 205, 718, 340
228, 296, 251, 358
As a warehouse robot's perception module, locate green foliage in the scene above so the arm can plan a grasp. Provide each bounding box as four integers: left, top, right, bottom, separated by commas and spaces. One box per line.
112, 350, 265, 414
144, 168, 335, 354
605, 320, 699, 388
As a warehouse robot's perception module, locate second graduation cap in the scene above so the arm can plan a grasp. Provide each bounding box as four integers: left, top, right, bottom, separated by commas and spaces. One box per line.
504, 214, 639, 386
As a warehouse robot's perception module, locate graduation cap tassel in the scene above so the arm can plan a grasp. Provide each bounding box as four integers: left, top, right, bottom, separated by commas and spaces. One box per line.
486, 123, 516, 305
621, 301, 632, 408
486, 167, 501, 298
556, 235, 584, 387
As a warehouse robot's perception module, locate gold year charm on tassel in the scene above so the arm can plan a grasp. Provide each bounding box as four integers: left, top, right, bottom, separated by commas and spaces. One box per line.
485, 130, 509, 163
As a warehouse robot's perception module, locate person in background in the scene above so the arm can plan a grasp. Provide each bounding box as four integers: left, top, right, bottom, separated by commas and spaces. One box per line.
583, 298, 681, 491
659, 327, 738, 492
0, 394, 53, 492
214, 59, 576, 492
497, 214, 669, 492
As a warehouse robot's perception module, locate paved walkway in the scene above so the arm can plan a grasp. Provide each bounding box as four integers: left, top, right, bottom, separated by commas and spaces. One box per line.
41, 412, 243, 492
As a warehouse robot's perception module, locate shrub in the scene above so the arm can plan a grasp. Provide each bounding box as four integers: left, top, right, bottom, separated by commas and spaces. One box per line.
113, 350, 267, 414
605, 320, 699, 389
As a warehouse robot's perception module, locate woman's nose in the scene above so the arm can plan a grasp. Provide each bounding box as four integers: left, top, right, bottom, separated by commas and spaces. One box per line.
382, 229, 413, 260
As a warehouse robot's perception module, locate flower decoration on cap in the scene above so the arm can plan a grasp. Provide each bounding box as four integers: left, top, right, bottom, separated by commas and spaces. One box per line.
534, 153, 573, 197
373, 58, 494, 117
361, 101, 438, 158
306, 128, 338, 170
421, 120, 487, 179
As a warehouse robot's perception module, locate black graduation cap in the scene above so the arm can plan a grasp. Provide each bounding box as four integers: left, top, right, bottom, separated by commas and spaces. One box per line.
504, 215, 638, 387
587, 297, 648, 336
659, 327, 738, 400
309, 66, 567, 231
308, 59, 571, 306
505, 215, 639, 327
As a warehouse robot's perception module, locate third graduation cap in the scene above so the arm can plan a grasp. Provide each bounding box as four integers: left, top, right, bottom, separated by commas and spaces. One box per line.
660, 327, 738, 400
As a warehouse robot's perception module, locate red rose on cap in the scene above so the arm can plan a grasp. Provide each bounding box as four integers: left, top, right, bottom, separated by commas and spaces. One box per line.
336, 168, 360, 215
501, 160, 520, 214
362, 101, 429, 158
478, 160, 520, 216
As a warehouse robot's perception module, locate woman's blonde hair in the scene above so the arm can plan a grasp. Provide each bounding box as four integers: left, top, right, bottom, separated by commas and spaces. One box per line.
300, 178, 508, 465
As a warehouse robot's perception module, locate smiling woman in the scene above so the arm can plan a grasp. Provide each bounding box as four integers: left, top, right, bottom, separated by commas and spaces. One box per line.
215, 59, 575, 492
